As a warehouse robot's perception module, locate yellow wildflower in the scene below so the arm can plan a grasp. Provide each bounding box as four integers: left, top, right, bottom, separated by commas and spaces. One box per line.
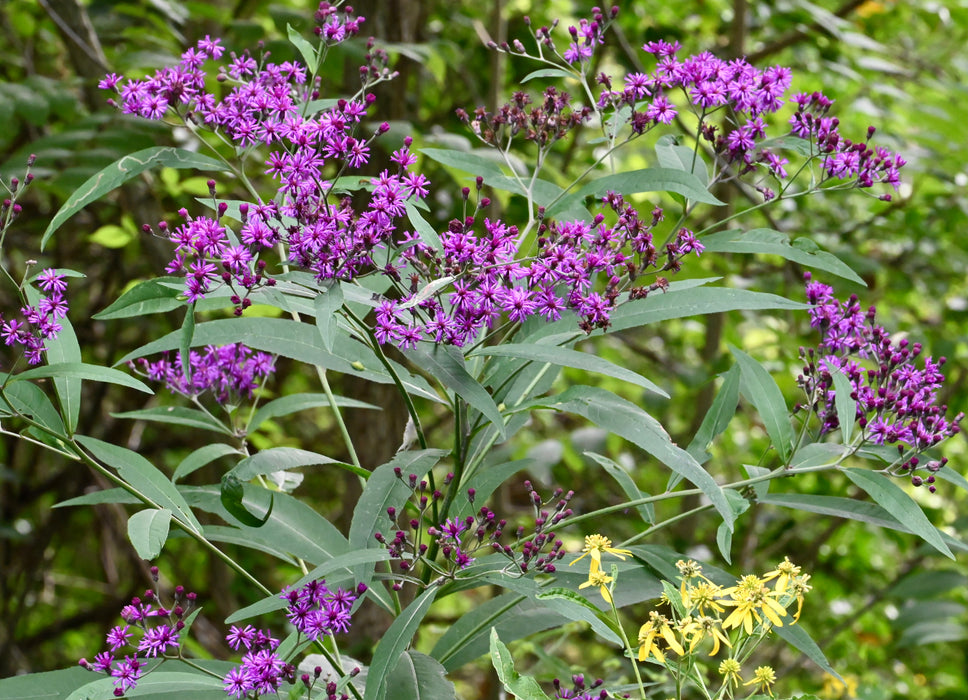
637, 611, 683, 663
821, 672, 858, 699
570, 534, 632, 572
763, 556, 801, 594
744, 665, 777, 697
578, 568, 615, 604
718, 658, 743, 688
720, 574, 788, 632
681, 579, 725, 616
693, 615, 732, 656
788, 573, 812, 622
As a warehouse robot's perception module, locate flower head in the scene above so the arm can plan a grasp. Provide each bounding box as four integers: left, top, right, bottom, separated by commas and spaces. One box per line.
569, 534, 632, 573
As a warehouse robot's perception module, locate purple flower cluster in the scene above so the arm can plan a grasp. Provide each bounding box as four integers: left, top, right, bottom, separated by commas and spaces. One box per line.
79, 576, 194, 696
1, 268, 69, 366
553, 674, 612, 699
797, 274, 963, 490
133, 343, 275, 405
223, 577, 362, 699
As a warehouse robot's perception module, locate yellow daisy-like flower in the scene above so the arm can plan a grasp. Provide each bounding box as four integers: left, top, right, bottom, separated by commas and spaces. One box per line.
720, 574, 788, 632
681, 579, 725, 616
693, 615, 732, 656
637, 611, 684, 663
718, 658, 743, 688
788, 573, 812, 622
578, 568, 615, 604
763, 556, 801, 594
744, 665, 777, 696
570, 534, 632, 572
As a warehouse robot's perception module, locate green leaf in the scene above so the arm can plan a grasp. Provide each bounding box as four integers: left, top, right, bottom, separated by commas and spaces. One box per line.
419, 147, 507, 179
76, 435, 203, 534
12, 362, 152, 395
66, 669, 227, 700
387, 651, 458, 700
585, 452, 654, 524
127, 508, 172, 560
452, 459, 534, 521
405, 344, 506, 440
55, 487, 140, 508
470, 343, 668, 398
609, 285, 807, 332
366, 586, 439, 700
489, 628, 552, 700
315, 283, 343, 353
842, 468, 953, 558
43, 147, 230, 248
228, 447, 340, 481
715, 490, 751, 564
773, 623, 841, 681
173, 443, 241, 482
287, 22, 319, 72
701, 228, 864, 284
545, 167, 723, 219
521, 67, 574, 82
0, 378, 67, 436
686, 364, 741, 464
179, 303, 196, 384
829, 369, 857, 443
186, 483, 352, 564
31, 291, 82, 433
0, 667, 92, 699
655, 139, 709, 186
518, 386, 733, 528
112, 406, 233, 434
405, 201, 443, 252
535, 587, 622, 643
220, 474, 274, 527
730, 346, 795, 463
248, 392, 378, 433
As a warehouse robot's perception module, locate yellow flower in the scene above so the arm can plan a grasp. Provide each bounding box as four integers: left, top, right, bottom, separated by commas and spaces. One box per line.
788, 573, 812, 622
720, 574, 788, 632
578, 568, 614, 603
637, 611, 684, 663
744, 665, 777, 697
821, 672, 858, 699
763, 556, 801, 594
718, 658, 743, 688
681, 579, 725, 616
570, 534, 632, 572
692, 615, 732, 656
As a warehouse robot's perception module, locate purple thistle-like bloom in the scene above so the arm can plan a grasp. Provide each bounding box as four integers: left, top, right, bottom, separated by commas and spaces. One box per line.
0, 269, 69, 368
111, 656, 143, 694
105, 625, 133, 652
223, 666, 253, 699
137, 624, 179, 657
798, 273, 963, 491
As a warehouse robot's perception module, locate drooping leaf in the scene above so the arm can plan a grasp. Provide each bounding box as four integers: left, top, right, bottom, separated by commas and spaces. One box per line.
701, 228, 864, 284
405, 201, 443, 252
12, 362, 152, 396
420, 147, 507, 179
287, 22, 319, 72
183, 484, 349, 564
75, 435, 202, 534
387, 651, 458, 700
315, 283, 343, 353
366, 586, 439, 700
521, 67, 574, 82
489, 628, 552, 700
842, 468, 953, 558
730, 346, 795, 463
655, 137, 709, 185
127, 508, 172, 560
44, 147, 230, 248
518, 386, 733, 527
220, 474, 274, 528
829, 369, 857, 443
0, 376, 67, 436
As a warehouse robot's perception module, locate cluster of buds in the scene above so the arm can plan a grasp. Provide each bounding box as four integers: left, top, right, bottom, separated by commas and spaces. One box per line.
458, 87, 593, 149
79, 568, 195, 696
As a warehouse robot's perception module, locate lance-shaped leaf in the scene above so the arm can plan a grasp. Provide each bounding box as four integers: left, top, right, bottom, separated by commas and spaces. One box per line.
387, 651, 458, 700
76, 435, 202, 534
44, 147, 230, 248
93, 277, 184, 319
405, 344, 506, 440
730, 346, 795, 463
686, 364, 741, 465
516, 386, 733, 528
842, 468, 953, 558
227, 447, 342, 482
14, 362, 152, 395
489, 628, 552, 700
112, 406, 232, 435
366, 586, 439, 700
702, 228, 864, 284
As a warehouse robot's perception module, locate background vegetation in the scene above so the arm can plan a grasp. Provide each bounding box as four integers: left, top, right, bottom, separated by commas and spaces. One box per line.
1, 1, 966, 698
